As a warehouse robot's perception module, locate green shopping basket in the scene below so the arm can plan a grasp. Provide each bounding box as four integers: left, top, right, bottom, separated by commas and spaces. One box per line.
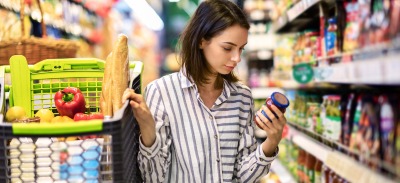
0, 55, 143, 182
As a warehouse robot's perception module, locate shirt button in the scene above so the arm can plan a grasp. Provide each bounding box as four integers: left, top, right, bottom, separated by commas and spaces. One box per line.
209, 115, 213, 119
214, 135, 218, 139
147, 152, 151, 156
216, 159, 220, 162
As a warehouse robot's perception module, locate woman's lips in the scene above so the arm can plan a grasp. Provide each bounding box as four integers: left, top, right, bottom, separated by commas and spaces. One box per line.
225, 65, 235, 70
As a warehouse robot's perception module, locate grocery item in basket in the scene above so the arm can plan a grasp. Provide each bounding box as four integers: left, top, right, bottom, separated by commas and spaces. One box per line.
51, 116, 74, 123
54, 87, 87, 119
73, 113, 104, 121
111, 34, 130, 113
5, 106, 27, 122
100, 53, 113, 116
100, 34, 130, 117
13, 117, 41, 123
34, 108, 55, 123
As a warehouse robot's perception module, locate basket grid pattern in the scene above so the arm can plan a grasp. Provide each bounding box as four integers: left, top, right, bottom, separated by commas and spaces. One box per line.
2, 135, 115, 182
30, 76, 103, 117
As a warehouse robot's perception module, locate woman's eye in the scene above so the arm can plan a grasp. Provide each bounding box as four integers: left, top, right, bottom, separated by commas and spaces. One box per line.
223, 47, 232, 51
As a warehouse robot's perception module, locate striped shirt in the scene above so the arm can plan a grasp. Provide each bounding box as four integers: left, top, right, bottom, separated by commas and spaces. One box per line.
138, 70, 277, 183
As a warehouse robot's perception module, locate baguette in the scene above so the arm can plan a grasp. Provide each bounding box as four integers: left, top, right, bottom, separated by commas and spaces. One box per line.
111, 34, 129, 113
100, 52, 113, 116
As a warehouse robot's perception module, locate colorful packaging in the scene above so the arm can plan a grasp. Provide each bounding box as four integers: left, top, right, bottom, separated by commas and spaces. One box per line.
357, 95, 380, 169
379, 94, 397, 165
389, 0, 400, 39
358, 0, 372, 48
323, 95, 342, 141
325, 18, 338, 56
306, 102, 321, 133
349, 95, 362, 156
343, 1, 361, 52
341, 93, 358, 147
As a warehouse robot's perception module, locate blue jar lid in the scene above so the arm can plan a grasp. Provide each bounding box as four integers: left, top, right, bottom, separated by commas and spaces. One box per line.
270, 92, 290, 109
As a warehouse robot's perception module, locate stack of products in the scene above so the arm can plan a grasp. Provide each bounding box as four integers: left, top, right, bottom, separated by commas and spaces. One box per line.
285, 89, 400, 178
273, 0, 400, 70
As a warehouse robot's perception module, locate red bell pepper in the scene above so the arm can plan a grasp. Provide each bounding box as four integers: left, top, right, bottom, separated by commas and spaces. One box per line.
54, 87, 86, 118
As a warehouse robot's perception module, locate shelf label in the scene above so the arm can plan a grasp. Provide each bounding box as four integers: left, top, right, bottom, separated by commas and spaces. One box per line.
293, 63, 314, 84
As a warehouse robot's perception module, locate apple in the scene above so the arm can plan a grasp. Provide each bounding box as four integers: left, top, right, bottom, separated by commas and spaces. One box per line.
5, 106, 27, 122
35, 109, 55, 123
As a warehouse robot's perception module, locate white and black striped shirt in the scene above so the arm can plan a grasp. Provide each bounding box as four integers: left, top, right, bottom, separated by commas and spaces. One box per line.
138, 70, 277, 183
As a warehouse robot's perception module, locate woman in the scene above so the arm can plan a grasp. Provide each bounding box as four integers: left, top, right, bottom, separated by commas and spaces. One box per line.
122, 0, 287, 182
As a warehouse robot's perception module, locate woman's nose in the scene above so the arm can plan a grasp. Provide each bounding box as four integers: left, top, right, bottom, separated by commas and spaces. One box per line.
231, 51, 241, 63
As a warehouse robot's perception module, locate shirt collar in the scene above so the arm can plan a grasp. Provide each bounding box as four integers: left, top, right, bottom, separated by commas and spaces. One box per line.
179, 69, 194, 89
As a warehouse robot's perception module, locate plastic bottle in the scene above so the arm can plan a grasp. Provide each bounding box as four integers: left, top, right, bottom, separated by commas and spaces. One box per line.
305, 153, 317, 183
325, 18, 338, 56
314, 160, 323, 183
379, 95, 395, 164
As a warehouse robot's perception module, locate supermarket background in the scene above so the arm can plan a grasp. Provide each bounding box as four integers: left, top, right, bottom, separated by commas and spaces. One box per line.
1, 0, 400, 182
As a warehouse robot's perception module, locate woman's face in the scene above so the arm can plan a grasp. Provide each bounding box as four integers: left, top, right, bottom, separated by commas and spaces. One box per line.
200, 24, 248, 75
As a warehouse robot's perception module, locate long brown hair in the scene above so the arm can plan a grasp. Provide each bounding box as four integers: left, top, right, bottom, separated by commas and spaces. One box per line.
178, 0, 249, 87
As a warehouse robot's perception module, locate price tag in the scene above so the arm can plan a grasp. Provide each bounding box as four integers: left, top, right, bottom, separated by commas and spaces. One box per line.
293, 63, 314, 84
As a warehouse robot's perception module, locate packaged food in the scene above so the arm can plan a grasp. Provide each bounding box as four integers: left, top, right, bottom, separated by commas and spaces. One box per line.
343, 1, 361, 52
314, 160, 323, 183
349, 95, 362, 157
379, 94, 397, 165
325, 18, 338, 56
305, 153, 317, 183
368, 0, 390, 45
356, 95, 380, 169
389, 0, 400, 38
322, 95, 342, 141
306, 102, 321, 133
341, 93, 358, 146
256, 92, 289, 128
358, 0, 372, 48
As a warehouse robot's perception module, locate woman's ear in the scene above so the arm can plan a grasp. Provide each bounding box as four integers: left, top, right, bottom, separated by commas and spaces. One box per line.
199, 38, 206, 49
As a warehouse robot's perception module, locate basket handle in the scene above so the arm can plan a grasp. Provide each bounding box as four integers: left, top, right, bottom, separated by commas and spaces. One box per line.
21, 0, 47, 38
31, 58, 106, 71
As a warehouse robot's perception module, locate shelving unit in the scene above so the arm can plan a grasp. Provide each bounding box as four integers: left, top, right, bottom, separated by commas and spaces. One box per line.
313, 43, 400, 85
270, 159, 297, 183
0, 0, 99, 39
287, 123, 398, 183
251, 87, 285, 99
273, 0, 335, 33
253, 0, 400, 182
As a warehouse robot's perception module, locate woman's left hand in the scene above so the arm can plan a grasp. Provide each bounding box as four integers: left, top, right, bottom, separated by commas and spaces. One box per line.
255, 105, 287, 157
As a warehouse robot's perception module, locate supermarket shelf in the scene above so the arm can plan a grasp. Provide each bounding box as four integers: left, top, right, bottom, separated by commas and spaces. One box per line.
287, 122, 398, 183
273, 0, 335, 33
313, 44, 400, 85
251, 87, 285, 99
273, 79, 338, 90
0, 1, 95, 39
270, 159, 297, 183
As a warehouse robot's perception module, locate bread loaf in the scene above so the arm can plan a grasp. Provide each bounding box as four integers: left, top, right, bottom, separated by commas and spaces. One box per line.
111, 34, 129, 113
100, 52, 113, 116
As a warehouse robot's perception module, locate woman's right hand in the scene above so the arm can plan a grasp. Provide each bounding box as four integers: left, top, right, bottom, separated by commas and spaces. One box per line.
122, 88, 156, 147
